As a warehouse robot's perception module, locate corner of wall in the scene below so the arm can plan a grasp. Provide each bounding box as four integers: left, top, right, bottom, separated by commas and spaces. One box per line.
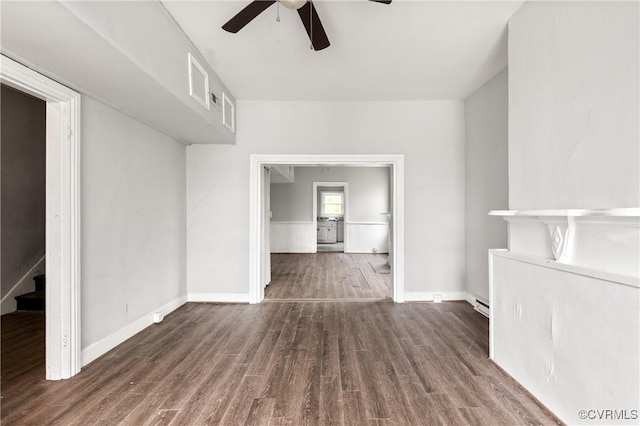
81, 295, 187, 366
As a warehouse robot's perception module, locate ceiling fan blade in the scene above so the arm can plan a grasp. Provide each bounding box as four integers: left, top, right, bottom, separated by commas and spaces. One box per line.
297, 1, 330, 51
369, 0, 392, 3
222, 0, 277, 33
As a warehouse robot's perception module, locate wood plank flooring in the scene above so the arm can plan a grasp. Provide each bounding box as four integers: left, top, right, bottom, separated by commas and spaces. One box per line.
1, 301, 561, 425
267, 253, 392, 300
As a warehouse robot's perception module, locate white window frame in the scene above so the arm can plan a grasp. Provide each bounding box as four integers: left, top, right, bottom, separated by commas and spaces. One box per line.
320, 191, 344, 217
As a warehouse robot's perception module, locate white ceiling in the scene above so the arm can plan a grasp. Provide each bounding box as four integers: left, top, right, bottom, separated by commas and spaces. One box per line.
163, 0, 525, 101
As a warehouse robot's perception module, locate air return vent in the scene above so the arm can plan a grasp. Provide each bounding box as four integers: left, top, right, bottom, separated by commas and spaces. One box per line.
188, 53, 210, 110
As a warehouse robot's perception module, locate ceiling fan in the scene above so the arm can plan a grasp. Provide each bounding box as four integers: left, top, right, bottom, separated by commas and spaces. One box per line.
222, 0, 392, 51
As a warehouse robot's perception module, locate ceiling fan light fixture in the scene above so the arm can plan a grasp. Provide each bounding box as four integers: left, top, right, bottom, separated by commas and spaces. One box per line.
279, 0, 307, 10
222, 0, 390, 50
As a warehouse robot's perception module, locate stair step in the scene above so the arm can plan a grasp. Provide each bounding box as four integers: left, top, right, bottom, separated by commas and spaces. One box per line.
34, 274, 45, 292
15, 291, 45, 311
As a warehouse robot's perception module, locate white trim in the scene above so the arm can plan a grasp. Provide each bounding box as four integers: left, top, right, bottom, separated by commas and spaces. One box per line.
489, 207, 640, 217
489, 249, 639, 288
404, 292, 468, 302
405, 291, 486, 312
81, 296, 187, 366
250, 154, 405, 304
346, 221, 389, 225
1, 55, 82, 380
319, 190, 345, 217
0, 255, 46, 315
464, 292, 476, 306
270, 221, 315, 224
488, 249, 502, 359
187, 52, 210, 111
188, 293, 250, 303
222, 92, 235, 133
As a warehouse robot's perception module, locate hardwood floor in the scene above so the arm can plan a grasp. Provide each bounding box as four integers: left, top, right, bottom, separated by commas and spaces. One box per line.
267, 253, 392, 300
1, 301, 561, 425
1, 311, 45, 395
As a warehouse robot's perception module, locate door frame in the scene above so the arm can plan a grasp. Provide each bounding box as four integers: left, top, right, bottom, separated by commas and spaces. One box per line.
1, 55, 82, 379
313, 182, 348, 249
249, 154, 404, 304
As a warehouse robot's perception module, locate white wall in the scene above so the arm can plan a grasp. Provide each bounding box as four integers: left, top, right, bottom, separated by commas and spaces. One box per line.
187, 101, 465, 298
490, 251, 639, 425
509, 1, 639, 209
271, 166, 389, 222
1, 85, 46, 306
0, 1, 235, 145
271, 167, 390, 253
464, 68, 509, 301
81, 97, 186, 362
494, 2, 640, 423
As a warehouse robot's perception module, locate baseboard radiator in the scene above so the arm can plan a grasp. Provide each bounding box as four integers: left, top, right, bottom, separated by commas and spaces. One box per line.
474, 297, 489, 318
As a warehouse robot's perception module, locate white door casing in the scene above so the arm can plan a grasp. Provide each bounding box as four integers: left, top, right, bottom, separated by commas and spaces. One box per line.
1, 55, 82, 379
249, 154, 405, 304
262, 167, 271, 289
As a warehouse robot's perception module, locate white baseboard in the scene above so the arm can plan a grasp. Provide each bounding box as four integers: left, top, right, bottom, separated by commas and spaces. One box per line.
344, 250, 389, 254
465, 292, 476, 306
81, 295, 187, 366
1, 255, 45, 315
404, 291, 468, 302
404, 291, 489, 318
188, 293, 249, 303
271, 249, 316, 254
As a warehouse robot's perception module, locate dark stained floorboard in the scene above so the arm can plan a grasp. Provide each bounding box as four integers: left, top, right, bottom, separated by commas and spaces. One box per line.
1, 254, 560, 425
267, 253, 392, 300
2, 303, 561, 425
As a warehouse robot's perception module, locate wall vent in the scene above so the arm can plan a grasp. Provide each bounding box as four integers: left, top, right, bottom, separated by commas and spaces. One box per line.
188, 53, 210, 110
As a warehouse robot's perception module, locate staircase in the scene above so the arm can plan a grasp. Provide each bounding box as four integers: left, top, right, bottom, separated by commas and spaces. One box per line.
15, 274, 45, 311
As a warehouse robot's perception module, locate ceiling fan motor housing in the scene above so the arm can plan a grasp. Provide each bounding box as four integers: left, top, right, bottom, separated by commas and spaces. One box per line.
222, 0, 390, 50
279, 0, 308, 10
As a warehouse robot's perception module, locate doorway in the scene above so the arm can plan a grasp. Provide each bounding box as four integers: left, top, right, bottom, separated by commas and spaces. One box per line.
249, 154, 405, 304
1, 84, 46, 391
0, 55, 81, 379
314, 182, 347, 253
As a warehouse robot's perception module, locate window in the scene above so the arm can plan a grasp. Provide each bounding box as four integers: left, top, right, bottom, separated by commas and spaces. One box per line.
321, 191, 344, 216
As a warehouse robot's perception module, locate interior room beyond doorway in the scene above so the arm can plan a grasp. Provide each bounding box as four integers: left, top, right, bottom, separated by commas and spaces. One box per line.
267, 165, 392, 301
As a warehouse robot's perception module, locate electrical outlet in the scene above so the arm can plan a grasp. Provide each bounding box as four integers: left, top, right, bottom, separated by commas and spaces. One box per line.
372, 246, 378, 253
433, 294, 442, 303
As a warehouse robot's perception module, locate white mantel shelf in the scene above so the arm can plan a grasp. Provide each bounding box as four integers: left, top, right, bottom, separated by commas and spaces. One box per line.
489, 207, 640, 217
489, 208, 640, 279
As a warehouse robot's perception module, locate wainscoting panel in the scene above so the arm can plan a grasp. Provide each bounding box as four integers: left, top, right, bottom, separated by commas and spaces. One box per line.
270, 222, 316, 253
345, 222, 389, 253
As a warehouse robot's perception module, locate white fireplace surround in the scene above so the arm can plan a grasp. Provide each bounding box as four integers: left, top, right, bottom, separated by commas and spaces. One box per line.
488, 207, 639, 423
490, 207, 640, 279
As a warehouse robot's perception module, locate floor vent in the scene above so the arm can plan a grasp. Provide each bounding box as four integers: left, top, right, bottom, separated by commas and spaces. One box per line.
474, 298, 489, 318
